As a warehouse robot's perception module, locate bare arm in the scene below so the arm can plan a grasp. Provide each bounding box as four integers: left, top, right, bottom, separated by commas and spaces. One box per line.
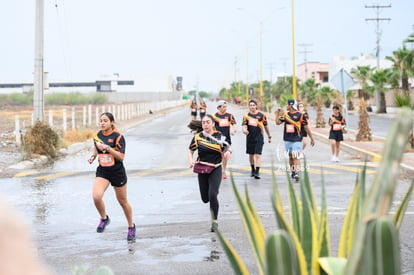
264, 125, 272, 143
188, 150, 195, 168
87, 146, 98, 164
275, 108, 283, 125
304, 125, 315, 146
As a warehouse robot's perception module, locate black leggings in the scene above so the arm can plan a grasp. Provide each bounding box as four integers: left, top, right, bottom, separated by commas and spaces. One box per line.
198, 166, 222, 220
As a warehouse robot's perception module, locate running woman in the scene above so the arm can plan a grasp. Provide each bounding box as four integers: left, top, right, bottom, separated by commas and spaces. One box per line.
199, 99, 207, 119
88, 112, 136, 241
190, 99, 198, 120
275, 99, 315, 182
328, 105, 346, 162
242, 99, 272, 179
188, 115, 232, 232
212, 100, 237, 179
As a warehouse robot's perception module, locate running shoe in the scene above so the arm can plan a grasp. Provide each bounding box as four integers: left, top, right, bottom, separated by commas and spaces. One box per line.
211, 221, 218, 232
222, 174, 227, 179
293, 173, 299, 182
96, 215, 110, 233
250, 170, 255, 177
127, 224, 136, 241
254, 173, 261, 179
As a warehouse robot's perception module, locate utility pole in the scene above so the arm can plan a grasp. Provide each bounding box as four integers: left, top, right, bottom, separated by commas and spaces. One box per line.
34, 0, 45, 122
365, 4, 391, 111
298, 43, 313, 80
265, 62, 276, 83
259, 21, 263, 97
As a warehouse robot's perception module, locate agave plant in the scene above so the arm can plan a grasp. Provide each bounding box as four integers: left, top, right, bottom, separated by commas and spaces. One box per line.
216, 107, 414, 275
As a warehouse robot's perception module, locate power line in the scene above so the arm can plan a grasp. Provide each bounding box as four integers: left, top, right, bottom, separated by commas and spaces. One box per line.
365, 4, 391, 109
298, 43, 313, 80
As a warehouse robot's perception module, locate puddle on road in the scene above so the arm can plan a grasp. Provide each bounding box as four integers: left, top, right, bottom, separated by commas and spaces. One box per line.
127, 236, 221, 264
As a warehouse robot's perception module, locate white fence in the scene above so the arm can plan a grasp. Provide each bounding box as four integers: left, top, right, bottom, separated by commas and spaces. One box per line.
14, 100, 184, 145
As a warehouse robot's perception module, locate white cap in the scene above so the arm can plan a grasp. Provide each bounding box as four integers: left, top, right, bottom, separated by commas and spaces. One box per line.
217, 100, 227, 108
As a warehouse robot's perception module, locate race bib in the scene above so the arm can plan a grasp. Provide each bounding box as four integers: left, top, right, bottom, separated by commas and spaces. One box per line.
286, 124, 295, 133
98, 153, 115, 167
248, 118, 258, 127
333, 124, 342, 131
219, 118, 229, 127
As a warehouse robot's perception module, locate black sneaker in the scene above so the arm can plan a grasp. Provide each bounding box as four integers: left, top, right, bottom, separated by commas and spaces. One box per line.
127, 224, 136, 241
293, 173, 299, 182
254, 173, 261, 179
96, 215, 110, 233
250, 170, 255, 177
210, 221, 218, 232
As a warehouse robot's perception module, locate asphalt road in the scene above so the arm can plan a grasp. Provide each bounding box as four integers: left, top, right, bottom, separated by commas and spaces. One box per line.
0, 101, 413, 274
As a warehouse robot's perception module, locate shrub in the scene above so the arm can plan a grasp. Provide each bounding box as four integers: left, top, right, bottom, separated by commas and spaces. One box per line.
22, 121, 60, 159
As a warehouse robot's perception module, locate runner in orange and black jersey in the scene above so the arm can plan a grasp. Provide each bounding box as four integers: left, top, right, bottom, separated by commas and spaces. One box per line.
242, 100, 272, 179
279, 109, 307, 142
328, 105, 346, 162
275, 99, 315, 182
212, 100, 237, 179
188, 131, 225, 165
88, 112, 135, 241
93, 129, 126, 174
188, 114, 232, 232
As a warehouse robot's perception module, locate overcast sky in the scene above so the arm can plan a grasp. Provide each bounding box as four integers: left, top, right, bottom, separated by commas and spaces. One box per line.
0, 0, 412, 93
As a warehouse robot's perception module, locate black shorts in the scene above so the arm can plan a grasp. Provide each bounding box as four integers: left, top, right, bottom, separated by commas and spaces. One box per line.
246, 137, 264, 155
96, 166, 128, 187
191, 111, 197, 116
329, 130, 343, 141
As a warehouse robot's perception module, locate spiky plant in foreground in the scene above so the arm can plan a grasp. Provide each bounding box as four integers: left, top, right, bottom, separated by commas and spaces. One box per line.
217, 107, 413, 275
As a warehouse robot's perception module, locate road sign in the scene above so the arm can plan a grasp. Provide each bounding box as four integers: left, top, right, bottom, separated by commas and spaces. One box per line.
331, 68, 354, 95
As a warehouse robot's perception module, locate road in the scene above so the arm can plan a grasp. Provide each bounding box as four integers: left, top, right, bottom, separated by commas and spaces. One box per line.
0, 101, 413, 274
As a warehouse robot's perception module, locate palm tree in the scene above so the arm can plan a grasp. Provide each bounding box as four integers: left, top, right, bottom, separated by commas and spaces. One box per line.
385, 46, 413, 95
370, 69, 390, 113
351, 65, 374, 100
299, 78, 319, 104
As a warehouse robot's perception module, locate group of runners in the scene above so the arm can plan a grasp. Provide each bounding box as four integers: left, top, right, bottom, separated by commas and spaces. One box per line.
87, 100, 346, 239
187, 99, 346, 232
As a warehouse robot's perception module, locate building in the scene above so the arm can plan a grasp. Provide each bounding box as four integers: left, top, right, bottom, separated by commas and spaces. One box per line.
297, 62, 329, 84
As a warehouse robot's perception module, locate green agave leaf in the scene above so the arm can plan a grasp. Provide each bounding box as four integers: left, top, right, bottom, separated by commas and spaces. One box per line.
245, 185, 267, 242
393, 181, 414, 229
300, 180, 320, 275
357, 217, 401, 275
266, 231, 301, 275
286, 170, 302, 239
319, 257, 346, 275
346, 107, 412, 274
215, 228, 249, 275
231, 178, 265, 275
271, 172, 309, 275
319, 172, 330, 258
302, 158, 320, 224
338, 181, 360, 258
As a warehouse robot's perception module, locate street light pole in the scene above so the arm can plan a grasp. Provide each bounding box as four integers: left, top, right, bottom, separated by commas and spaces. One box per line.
259, 21, 263, 97
291, 0, 297, 100
246, 42, 249, 106
34, 0, 45, 122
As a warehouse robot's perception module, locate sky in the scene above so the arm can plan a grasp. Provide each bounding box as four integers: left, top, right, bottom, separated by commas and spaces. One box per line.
0, 0, 413, 93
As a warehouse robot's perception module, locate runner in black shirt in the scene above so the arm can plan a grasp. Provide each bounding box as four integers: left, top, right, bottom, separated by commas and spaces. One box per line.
212, 100, 237, 179
242, 99, 272, 179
